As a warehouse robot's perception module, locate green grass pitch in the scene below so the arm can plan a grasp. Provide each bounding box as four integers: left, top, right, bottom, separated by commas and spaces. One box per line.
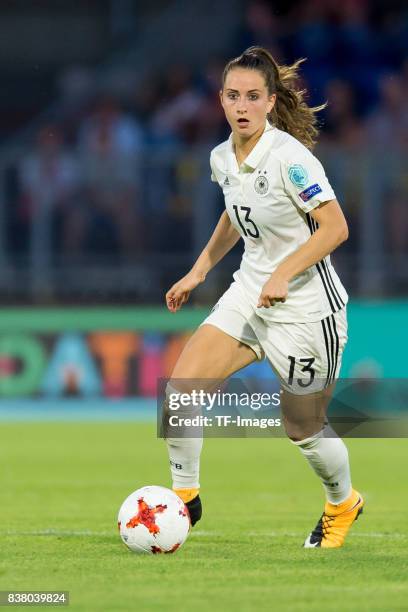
1, 422, 407, 611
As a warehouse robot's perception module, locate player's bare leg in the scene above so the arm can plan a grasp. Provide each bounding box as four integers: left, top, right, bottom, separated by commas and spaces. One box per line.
165, 324, 257, 525
281, 386, 364, 548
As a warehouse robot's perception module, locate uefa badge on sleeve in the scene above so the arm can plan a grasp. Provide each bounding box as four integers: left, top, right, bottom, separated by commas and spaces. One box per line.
288, 164, 309, 188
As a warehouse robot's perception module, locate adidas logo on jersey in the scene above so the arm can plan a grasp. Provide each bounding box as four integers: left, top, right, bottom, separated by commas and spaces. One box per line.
223, 176, 230, 185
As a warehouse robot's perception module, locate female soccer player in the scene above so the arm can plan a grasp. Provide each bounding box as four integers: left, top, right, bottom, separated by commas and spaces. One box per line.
164, 47, 363, 548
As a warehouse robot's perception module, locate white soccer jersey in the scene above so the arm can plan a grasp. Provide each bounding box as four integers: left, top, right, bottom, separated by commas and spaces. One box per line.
210, 121, 348, 323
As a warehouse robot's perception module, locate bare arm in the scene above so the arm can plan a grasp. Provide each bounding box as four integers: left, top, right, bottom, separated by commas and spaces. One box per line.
276, 199, 348, 280
166, 211, 240, 312
258, 200, 348, 308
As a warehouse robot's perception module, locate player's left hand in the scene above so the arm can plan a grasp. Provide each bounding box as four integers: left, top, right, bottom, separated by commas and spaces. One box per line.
257, 273, 288, 308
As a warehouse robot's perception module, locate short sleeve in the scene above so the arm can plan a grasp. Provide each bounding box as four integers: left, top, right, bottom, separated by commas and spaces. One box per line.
282, 150, 336, 213
209, 153, 218, 183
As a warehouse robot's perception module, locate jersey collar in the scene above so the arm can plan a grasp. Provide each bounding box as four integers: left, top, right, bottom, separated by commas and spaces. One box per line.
228, 120, 275, 173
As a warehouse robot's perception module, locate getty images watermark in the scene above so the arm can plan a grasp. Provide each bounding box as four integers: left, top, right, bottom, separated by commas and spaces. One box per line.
158, 377, 283, 438
166, 387, 282, 430
157, 378, 408, 438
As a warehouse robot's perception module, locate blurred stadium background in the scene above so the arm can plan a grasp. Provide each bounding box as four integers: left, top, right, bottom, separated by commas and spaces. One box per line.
0, 0, 407, 410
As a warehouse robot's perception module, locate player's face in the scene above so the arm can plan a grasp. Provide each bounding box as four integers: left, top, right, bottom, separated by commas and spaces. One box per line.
220, 68, 276, 138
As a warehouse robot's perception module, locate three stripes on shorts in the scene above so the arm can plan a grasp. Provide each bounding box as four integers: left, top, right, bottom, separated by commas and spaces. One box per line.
321, 314, 340, 386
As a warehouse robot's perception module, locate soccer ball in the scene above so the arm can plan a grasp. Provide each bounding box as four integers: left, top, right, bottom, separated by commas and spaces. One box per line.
117, 486, 190, 554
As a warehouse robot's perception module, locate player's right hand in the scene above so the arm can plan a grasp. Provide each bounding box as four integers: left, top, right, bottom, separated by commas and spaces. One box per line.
165, 270, 205, 312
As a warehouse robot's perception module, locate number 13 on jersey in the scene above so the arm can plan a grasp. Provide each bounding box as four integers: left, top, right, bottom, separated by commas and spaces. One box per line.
232, 205, 260, 238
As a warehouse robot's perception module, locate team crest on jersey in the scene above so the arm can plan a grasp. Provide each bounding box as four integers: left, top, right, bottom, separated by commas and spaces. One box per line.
254, 174, 269, 195
288, 164, 309, 188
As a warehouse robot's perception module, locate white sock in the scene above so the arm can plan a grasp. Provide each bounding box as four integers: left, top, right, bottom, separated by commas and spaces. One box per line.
292, 426, 352, 504
166, 437, 202, 489
164, 384, 203, 490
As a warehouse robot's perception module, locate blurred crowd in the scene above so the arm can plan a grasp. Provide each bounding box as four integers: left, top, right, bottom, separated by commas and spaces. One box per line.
4, 0, 408, 292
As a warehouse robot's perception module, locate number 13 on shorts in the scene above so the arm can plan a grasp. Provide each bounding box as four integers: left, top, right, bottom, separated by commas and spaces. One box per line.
287, 355, 316, 387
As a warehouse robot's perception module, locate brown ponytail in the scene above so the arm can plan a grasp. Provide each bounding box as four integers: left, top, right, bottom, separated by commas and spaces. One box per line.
222, 46, 326, 150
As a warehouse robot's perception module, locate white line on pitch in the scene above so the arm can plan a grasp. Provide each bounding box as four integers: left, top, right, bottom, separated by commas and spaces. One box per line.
2, 529, 406, 540
192, 531, 407, 539
1, 529, 114, 537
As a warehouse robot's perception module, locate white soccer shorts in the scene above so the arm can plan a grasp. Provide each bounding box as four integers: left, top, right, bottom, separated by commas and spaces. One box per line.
201, 280, 348, 394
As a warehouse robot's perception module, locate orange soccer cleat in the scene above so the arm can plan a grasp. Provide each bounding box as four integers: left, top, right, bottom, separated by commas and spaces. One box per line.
304, 489, 364, 548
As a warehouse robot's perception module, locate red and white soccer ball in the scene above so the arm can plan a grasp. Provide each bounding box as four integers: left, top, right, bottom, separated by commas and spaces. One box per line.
118, 486, 190, 554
